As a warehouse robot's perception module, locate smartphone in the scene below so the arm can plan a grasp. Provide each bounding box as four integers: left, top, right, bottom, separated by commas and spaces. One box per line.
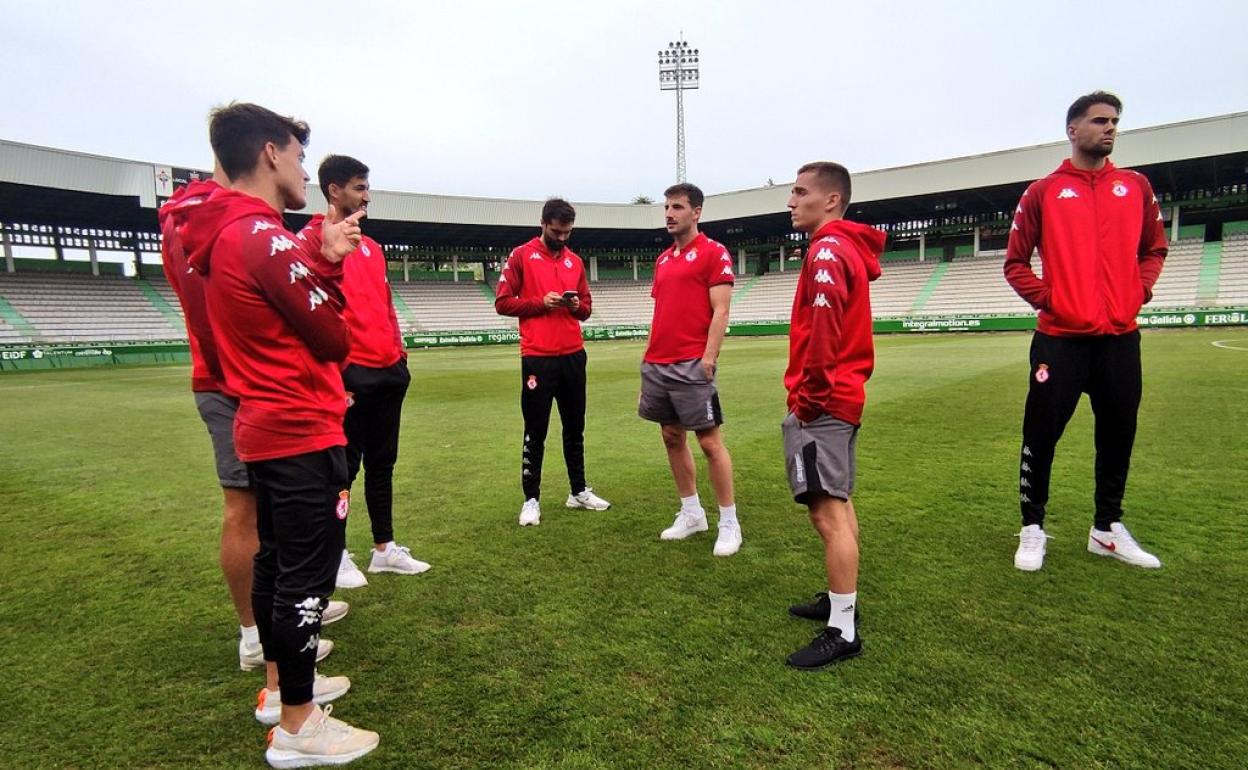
562, 290, 579, 303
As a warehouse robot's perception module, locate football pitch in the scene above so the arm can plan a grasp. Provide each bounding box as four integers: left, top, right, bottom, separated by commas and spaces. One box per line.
1, 329, 1245, 769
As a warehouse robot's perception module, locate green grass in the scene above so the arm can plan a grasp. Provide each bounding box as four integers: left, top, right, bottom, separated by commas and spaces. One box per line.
1, 329, 1246, 769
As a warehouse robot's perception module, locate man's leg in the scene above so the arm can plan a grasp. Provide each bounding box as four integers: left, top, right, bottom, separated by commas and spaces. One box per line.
556, 350, 588, 496
1018, 332, 1087, 527
808, 494, 858, 613
221, 487, 257, 627
662, 424, 697, 497
695, 427, 734, 507
520, 356, 557, 502
361, 362, 409, 548
1088, 332, 1142, 530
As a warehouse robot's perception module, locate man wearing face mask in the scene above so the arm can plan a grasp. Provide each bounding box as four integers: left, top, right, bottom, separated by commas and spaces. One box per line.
495, 198, 610, 526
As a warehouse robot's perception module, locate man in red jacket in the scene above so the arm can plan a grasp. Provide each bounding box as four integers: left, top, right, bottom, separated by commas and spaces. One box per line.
172, 103, 378, 766
1005, 91, 1167, 572
306, 155, 430, 589
640, 182, 741, 556
781, 162, 884, 670
495, 198, 610, 526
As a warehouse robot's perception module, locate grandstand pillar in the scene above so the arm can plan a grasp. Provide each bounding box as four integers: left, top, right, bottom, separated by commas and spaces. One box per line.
1171, 205, 1180, 241
632, 254, 638, 281
737, 248, 745, 275
1, 227, 13, 273
919, 233, 927, 262
88, 239, 100, 277
53, 228, 65, 262
973, 226, 980, 257
403, 254, 410, 282
778, 245, 785, 273
590, 255, 599, 282
452, 254, 460, 282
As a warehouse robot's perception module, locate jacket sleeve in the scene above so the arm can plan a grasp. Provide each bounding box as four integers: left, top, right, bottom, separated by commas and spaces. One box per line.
1136, 176, 1168, 301
494, 251, 546, 318
794, 255, 850, 423
1003, 182, 1050, 310
245, 227, 350, 362
570, 263, 592, 321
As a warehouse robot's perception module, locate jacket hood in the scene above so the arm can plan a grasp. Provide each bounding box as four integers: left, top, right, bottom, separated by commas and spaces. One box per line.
167, 186, 278, 274
815, 219, 885, 282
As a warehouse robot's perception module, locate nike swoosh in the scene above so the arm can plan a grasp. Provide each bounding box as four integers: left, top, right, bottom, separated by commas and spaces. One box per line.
1091, 536, 1116, 552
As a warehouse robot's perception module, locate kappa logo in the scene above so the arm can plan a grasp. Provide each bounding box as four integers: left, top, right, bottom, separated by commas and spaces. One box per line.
813, 293, 831, 308
251, 220, 278, 234
296, 232, 307, 241
720, 253, 733, 263
659, 255, 670, 266
814, 248, 837, 262
1021, 462, 1031, 473
1020, 493, 1031, 503
269, 235, 298, 255
1020, 477, 1031, 488
498, 273, 508, 283
1011, 222, 1020, 231
336, 490, 350, 520
1035, 363, 1050, 383
1112, 181, 1128, 198
1056, 188, 1079, 200
295, 597, 323, 628
721, 266, 733, 276
308, 286, 329, 311
817, 236, 840, 246
793, 452, 805, 484
300, 634, 320, 653
1023, 445, 1033, 458
529, 252, 542, 260
288, 261, 311, 284
815, 269, 835, 285
361, 244, 371, 257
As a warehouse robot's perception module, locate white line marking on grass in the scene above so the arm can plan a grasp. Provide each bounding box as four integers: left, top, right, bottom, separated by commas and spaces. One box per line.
1211, 339, 1248, 352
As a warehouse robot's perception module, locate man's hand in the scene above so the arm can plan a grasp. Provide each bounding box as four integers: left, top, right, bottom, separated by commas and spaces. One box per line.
320, 205, 365, 263
700, 356, 717, 381
542, 291, 563, 309
566, 295, 581, 311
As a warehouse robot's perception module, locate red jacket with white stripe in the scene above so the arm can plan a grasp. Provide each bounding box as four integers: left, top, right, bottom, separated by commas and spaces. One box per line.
494, 237, 592, 357
784, 219, 885, 426
1004, 159, 1168, 337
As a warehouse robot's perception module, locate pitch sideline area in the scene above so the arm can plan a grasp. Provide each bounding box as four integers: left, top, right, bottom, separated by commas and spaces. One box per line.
0, 330, 1244, 768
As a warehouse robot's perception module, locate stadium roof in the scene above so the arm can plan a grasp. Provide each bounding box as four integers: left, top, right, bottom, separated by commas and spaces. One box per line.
2, 112, 1246, 249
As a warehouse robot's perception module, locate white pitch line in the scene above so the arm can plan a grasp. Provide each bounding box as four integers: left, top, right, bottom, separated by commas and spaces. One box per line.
1211, 339, 1248, 351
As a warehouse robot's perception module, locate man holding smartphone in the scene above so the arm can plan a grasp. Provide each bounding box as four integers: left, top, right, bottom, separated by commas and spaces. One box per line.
495, 198, 611, 526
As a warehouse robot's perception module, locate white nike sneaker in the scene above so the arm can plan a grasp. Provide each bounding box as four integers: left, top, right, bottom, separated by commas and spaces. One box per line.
254, 672, 352, 725
336, 550, 368, 589
519, 498, 541, 527
264, 704, 379, 768
660, 510, 708, 541
1014, 524, 1049, 571
241, 638, 334, 672
566, 487, 611, 510
1087, 522, 1161, 568
322, 600, 349, 626
368, 542, 431, 575
713, 520, 742, 556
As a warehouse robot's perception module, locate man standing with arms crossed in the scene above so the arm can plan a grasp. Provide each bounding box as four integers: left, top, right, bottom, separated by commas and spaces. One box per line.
782, 162, 884, 670
1006, 91, 1167, 572
639, 183, 741, 556
304, 155, 431, 589
495, 198, 611, 526
174, 103, 378, 767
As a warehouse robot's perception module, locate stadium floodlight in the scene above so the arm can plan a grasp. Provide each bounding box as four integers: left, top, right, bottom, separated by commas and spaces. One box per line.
658, 35, 699, 183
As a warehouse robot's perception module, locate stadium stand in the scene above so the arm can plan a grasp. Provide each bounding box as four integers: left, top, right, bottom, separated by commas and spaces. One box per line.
1146, 238, 1204, 308
389, 280, 512, 332
1217, 232, 1248, 306
0, 273, 183, 343
919, 254, 1036, 316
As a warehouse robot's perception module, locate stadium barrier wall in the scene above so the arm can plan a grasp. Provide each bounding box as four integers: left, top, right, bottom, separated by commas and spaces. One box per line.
3, 309, 1247, 372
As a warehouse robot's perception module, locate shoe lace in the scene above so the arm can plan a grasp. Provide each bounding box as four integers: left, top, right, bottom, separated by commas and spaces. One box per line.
1112, 526, 1140, 551
1017, 529, 1051, 550
314, 705, 353, 739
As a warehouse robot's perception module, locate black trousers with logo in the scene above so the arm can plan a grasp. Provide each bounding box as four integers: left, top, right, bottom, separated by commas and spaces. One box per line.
249, 447, 348, 705
1018, 330, 1142, 530
342, 358, 411, 545
520, 349, 588, 501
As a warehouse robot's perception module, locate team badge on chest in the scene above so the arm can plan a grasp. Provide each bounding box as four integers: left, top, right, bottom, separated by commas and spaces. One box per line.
1112, 181, 1128, 197
564, 258, 572, 269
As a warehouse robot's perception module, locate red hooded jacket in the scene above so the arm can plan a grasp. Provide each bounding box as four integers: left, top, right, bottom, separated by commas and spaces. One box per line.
494, 237, 592, 357
171, 188, 350, 463
302, 214, 404, 369
1004, 159, 1167, 336
785, 219, 885, 426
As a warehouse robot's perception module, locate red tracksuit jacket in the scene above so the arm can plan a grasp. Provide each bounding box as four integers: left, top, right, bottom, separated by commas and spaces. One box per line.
302, 214, 404, 369
785, 219, 886, 426
172, 189, 350, 463
1004, 159, 1168, 336
494, 237, 592, 357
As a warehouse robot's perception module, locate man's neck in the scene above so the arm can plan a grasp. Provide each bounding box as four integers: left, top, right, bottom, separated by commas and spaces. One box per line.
673, 228, 699, 250
1070, 151, 1109, 172
230, 177, 283, 213
808, 213, 843, 237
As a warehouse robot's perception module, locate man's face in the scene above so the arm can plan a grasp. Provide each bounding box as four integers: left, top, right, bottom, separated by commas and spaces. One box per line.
273, 136, 309, 210
541, 219, 574, 253
1069, 103, 1119, 159
664, 195, 700, 239
787, 171, 839, 233
331, 175, 371, 217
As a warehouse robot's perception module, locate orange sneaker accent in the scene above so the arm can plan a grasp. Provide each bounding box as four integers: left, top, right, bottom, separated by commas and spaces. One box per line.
256, 688, 269, 710
266, 727, 276, 746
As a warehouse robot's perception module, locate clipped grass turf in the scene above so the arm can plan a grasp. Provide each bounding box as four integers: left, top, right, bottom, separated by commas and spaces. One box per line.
1, 328, 1245, 768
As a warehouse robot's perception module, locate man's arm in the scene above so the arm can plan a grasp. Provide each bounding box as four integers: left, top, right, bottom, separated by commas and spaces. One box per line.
568, 265, 592, 321
494, 252, 548, 317
245, 227, 350, 362
1136, 175, 1168, 302
794, 256, 849, 423
1003, 183, 1049, 310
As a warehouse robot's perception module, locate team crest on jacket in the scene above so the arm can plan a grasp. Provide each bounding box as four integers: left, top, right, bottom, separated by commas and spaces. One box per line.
336, 490, 350, 520
1035, 363, 1050, 383
361, 244, 371, 257
1112, 181, 1128, 198
527, 375, 538, 390
685, 249, 698, 262
564, 258, 572, 268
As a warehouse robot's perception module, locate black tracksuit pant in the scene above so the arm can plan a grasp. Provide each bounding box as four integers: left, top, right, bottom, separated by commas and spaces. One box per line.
1018, 330, 1142, 530
520, 349, 588, 501
249, 447, 349, 705
342, 359, 410, 545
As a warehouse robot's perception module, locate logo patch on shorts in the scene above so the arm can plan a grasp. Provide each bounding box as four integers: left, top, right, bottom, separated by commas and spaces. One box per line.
336, 490, 350, 520
1035, 364, 1050, 383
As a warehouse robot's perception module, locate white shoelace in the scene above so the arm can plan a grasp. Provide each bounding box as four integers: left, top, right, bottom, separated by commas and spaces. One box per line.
1017, 529, 1051, 550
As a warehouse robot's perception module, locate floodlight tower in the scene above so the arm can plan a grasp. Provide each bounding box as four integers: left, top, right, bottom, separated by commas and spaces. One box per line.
658, 36, 699, 182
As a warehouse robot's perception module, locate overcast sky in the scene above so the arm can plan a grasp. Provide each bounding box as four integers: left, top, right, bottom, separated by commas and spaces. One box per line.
3, 0, 1245, 203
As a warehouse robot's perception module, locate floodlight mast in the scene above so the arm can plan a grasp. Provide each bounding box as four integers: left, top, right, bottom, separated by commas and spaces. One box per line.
658, 35, 699, 183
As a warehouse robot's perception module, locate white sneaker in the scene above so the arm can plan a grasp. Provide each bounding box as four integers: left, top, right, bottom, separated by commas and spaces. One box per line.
336, 550, 368, 589
368, 542, 431, 575
519, 498, 541, 526
713, 521, 742, 556
265, 704, 379, 768
660, 510, 708, 541
254, 672, 352, 725
322, 600, 349, 626
1087, 522, 1161, 568
1014, 524, 1049, 571
566, 487, 611, 510
241, 638, 334, 671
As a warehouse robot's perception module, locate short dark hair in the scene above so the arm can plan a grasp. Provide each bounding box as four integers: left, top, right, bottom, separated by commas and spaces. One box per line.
209, 102, 309, 182
1066, 90, 1122, 125
541, 198, 576, 224
797, 161, 852, 210
663, 182, 704, 209
318, 155, 370, 200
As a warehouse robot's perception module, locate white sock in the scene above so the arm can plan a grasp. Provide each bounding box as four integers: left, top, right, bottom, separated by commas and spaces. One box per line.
827, 591, 857, 642
718, 505, 738, 527
680, 494, 703, 515
240, 625, 260, 646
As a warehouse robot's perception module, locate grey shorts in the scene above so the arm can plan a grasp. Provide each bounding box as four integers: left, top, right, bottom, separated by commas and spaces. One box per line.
638, 359, 723, 431
194, 392, 250, 489
781, 412, 858, 504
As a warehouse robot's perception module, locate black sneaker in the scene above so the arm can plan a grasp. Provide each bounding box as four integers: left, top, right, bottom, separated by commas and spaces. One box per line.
786, 627, 863, 670
788, 593, 862, 627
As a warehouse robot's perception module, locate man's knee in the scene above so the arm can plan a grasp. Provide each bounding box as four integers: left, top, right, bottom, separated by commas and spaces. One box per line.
222, 487, 256, 528
661, 425, 686, 451
695, 427, 726, 458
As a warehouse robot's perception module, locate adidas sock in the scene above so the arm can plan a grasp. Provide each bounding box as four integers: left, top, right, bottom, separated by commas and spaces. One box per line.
718, 504, 738, 527
827, 591, 857, 642
241, 625, 260, 646
680, 494, 703, 515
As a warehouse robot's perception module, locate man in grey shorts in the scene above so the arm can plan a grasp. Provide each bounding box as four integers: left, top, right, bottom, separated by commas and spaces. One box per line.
780, 162, 885, 669
639, 182, 740, 557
